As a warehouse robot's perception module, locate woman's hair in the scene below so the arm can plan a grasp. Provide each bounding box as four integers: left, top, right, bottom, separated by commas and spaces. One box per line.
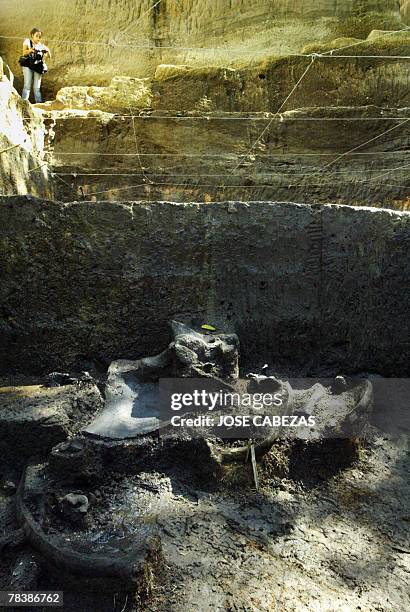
30, 28, 42, 37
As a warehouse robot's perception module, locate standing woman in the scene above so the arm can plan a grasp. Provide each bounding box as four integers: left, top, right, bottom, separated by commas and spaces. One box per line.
21, 28, 51, 103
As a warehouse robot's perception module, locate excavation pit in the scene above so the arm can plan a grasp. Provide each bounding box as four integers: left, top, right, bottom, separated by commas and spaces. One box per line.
1, 1, 409, 607
0, 197, 409, 378
0, 197, 409, 610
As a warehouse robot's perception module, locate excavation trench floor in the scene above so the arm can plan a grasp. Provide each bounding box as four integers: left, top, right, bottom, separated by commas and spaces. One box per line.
0, 368, 408, 611
131, 436, 409, 612
1, 434, 408, 612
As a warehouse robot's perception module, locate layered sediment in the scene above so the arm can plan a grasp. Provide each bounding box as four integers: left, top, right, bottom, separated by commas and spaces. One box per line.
0, 0, 404, 98
0, 2, 408, 206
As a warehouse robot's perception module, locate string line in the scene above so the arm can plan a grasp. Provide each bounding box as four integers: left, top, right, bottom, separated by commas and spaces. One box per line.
0, 25, 408, 55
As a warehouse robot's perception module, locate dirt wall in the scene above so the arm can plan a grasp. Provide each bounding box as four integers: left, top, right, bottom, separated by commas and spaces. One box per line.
0, 197, 408, 376
0, 0, 402, 98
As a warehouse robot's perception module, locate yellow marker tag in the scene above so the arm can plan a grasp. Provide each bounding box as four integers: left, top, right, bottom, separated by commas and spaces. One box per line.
201, 324, 216, 331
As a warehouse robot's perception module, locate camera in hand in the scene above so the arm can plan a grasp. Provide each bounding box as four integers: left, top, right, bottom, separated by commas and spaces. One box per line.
19, 44, 48, 74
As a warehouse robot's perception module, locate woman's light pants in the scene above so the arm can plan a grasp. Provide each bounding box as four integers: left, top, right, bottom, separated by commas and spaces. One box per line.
22, 67, 42, 103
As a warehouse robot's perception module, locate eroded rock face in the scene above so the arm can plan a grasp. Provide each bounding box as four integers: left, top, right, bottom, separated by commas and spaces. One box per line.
29, 23, 408, 209
42, 102, 410, 209
0, 0, 403, 99
0, 62, 52, 198
0, 197, 409, 376
39, 77, 153, 112
400, 0, 410, 23
38, 28, 410, 115
1, 2, 408, 204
